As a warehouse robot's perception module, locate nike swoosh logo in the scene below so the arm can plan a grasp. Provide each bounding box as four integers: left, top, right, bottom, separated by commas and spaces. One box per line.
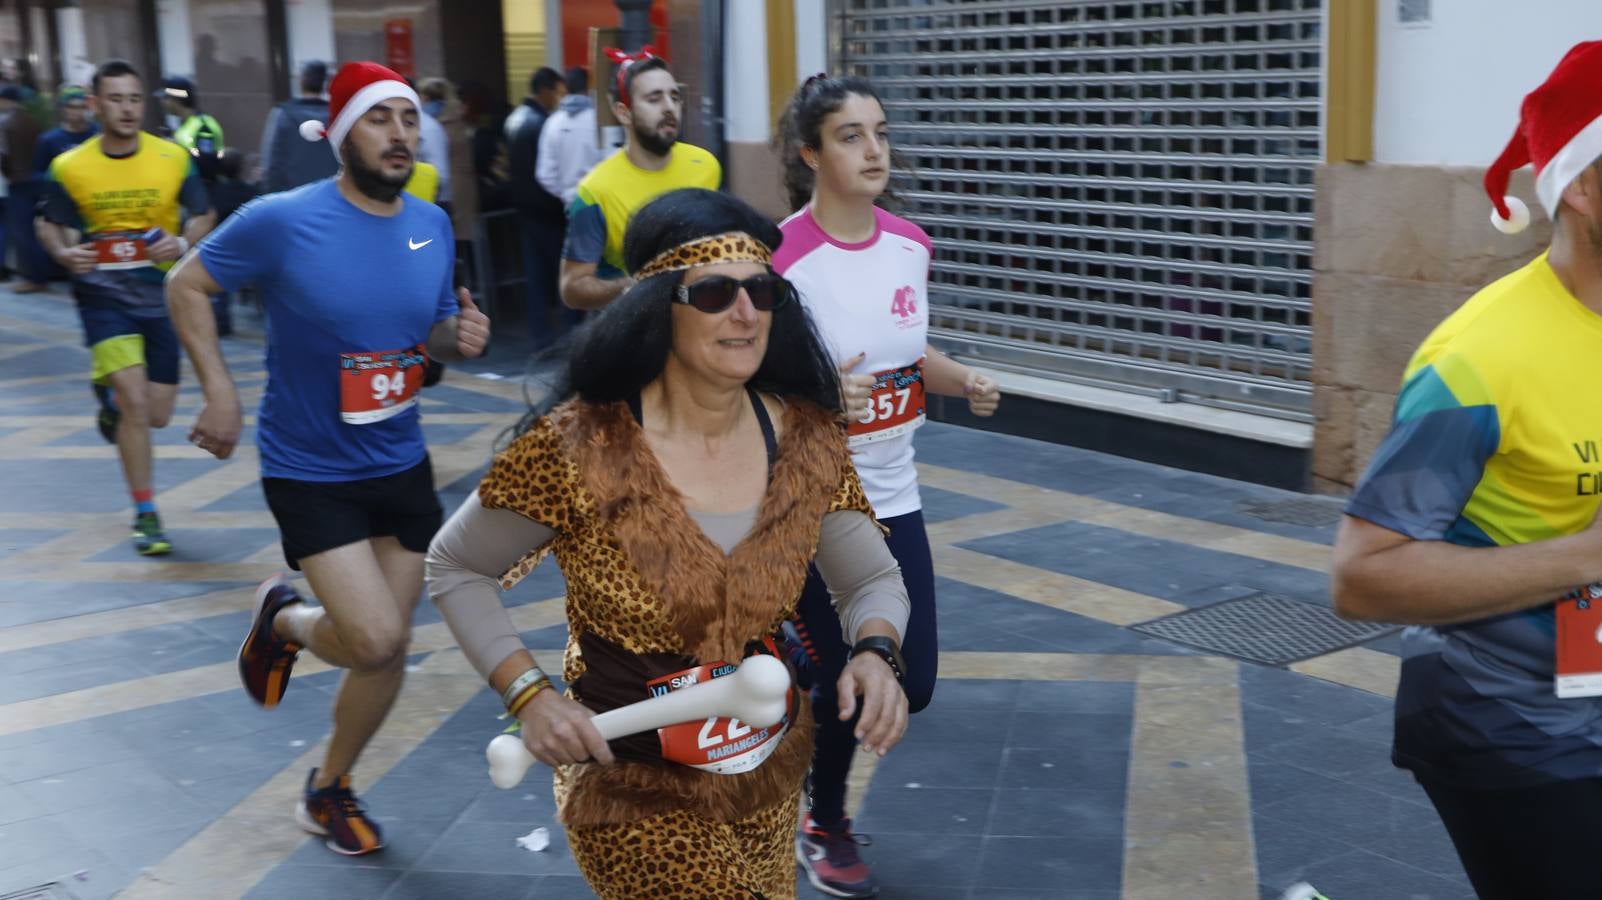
408, 238, 433, 250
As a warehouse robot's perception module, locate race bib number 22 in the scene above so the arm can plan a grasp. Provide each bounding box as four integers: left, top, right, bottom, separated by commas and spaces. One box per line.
647, 658, 792, 774
338, 345, 427, 425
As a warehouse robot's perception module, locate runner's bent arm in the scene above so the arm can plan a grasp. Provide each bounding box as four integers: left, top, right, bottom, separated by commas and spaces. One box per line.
813, 510, 910, 644
557, 195, 628, 309
1333, 513, 1602, 625
427, 492, 615, 766
34, 176, 96, 274
921, 346, 971, 396
165, 254, 238, 407
559, 259, 631, 310
813, 510, 910, 753
35, 218, 96, 274
922, 345, 1001, 416
1333, 352, 1602, 625
182, 209, 217, 248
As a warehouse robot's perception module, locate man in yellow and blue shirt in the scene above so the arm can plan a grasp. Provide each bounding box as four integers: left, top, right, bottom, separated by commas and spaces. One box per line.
1334, 40, 1602, 898
557, 51, 720, 311
36, 59, 215, 555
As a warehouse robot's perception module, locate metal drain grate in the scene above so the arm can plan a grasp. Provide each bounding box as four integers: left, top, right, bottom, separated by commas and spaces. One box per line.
1131, 593, 1396, 665
0, 885, 78, 900
1238, 498, 1344, 528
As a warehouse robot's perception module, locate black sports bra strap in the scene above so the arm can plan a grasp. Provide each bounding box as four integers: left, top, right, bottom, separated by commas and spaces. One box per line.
627, 389, 778, 469
748, 388, 778, 469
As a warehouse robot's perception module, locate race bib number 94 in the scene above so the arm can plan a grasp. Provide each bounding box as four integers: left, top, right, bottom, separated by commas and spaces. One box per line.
338, 345, 427, 425
848, 359, 927, 447
647, 657, 792, 774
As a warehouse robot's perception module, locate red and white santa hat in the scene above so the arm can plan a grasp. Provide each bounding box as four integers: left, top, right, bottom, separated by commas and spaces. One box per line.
298, 61, 421, 161
1485, 41, 1602, 235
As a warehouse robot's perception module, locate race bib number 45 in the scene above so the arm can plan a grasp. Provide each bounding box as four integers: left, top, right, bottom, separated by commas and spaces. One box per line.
92, 231, 152, 270
339, 345, 427, 425
848, 359, 927, 447
647, 659, 792, 774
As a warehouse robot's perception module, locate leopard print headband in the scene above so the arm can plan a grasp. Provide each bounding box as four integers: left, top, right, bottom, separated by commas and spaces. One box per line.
633, 232, 774, 279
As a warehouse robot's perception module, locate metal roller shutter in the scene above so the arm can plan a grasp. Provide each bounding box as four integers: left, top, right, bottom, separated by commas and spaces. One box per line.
831, 0, 1322, 419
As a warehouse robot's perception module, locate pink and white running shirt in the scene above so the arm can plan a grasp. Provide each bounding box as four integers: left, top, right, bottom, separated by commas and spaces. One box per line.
775, 204, 932, 518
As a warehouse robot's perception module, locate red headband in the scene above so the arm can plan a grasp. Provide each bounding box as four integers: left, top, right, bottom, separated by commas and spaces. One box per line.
605, 45, 660, 106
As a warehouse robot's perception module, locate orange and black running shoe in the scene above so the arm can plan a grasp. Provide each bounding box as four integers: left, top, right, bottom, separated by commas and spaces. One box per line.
238, 574, 303, 708
296, 768, 386, 856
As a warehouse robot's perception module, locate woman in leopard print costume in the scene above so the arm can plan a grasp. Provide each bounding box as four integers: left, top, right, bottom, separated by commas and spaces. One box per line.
426, 188, 912, 899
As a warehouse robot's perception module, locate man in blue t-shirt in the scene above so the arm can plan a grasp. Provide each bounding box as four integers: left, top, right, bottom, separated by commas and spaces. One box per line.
165, 63, 489, 858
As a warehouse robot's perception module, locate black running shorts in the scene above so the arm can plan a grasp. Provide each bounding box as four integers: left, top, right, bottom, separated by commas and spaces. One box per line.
261, 456, 444, 570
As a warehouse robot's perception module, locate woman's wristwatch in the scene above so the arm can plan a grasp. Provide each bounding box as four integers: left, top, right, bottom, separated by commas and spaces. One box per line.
849, 635, 906, 684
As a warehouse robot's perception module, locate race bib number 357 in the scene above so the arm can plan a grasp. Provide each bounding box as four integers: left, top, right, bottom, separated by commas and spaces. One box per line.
339, 345, 427, 425
848, 359, 927, 447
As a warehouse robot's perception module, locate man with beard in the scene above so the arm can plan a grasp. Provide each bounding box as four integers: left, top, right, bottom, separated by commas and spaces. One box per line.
164, 62, 490, 857
36, 59, 216, 555
1334, 41, 1602, 898
558, 48, 720, 310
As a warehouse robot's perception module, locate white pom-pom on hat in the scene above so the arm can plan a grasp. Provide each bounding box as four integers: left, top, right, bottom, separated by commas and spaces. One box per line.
299, 118, 326, 142
1491, 195, 1530, 235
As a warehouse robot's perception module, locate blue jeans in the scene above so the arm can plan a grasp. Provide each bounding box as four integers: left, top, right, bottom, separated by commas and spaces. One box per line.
793, 509, 938, 827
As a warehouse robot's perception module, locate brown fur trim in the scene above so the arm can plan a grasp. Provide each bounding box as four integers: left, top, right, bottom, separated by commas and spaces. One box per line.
557, 701, 815, 828
556, 397, 848, 662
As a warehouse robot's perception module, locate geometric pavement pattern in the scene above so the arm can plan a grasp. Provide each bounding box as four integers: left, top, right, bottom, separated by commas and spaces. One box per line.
0, 286, 1469, 899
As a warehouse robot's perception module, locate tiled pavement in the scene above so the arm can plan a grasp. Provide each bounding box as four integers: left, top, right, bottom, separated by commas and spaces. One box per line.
0, 284, 1471, 900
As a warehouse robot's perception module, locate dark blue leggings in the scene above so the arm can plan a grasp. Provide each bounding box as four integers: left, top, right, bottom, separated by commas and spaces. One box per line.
793, 509, 938, 828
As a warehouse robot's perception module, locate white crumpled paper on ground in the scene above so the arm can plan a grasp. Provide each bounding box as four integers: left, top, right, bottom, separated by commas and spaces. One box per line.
516, 826, 550, 852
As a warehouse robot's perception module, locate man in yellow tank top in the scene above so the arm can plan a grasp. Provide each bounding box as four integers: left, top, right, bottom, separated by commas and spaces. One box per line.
35, 59, 216, 555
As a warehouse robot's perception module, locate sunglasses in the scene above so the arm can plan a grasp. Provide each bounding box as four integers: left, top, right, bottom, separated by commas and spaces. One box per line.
673, 273, 794, 313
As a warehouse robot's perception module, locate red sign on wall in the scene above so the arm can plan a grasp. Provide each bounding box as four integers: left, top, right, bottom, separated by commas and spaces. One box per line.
385, 19, 415, 79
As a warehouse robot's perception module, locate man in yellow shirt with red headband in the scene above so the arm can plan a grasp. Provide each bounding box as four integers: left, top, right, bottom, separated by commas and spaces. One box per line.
36, 58, 216, 555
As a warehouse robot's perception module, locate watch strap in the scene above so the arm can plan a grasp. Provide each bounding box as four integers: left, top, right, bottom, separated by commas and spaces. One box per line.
850, 635, 906, 684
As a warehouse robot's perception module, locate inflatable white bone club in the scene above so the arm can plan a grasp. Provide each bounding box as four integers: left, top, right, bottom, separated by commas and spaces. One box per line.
486, 654, 791, 789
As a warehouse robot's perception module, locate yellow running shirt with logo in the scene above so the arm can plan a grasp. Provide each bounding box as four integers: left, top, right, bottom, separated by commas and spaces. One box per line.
42, 132, 209, 294
561, 143, 721, 279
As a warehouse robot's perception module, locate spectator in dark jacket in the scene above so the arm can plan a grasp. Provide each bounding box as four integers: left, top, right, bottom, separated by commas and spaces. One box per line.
258, 61, 339, 194
503, 67, 570, 346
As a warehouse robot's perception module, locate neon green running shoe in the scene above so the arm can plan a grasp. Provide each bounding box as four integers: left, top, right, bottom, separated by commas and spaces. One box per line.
132, 512, 172, 556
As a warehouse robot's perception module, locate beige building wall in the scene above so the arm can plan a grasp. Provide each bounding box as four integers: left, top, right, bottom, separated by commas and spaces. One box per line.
726, 141, 788, 222
1310, 164, 1548, 493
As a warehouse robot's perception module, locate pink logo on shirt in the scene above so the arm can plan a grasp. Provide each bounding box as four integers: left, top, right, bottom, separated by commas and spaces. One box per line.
891, 285, 919, 319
